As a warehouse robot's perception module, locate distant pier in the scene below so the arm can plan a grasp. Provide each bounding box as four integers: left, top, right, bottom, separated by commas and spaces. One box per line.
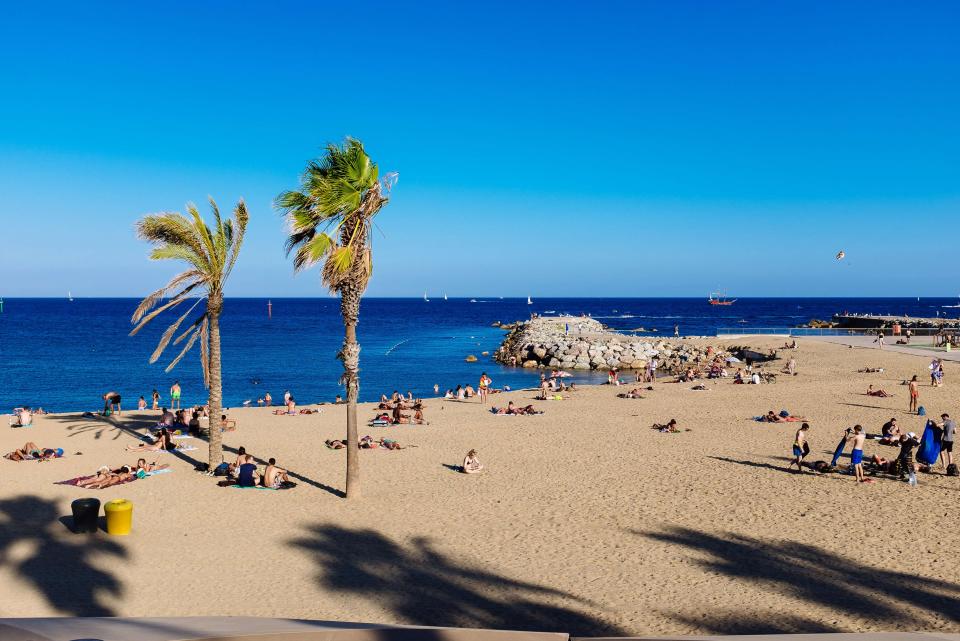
832, 313, 960, 329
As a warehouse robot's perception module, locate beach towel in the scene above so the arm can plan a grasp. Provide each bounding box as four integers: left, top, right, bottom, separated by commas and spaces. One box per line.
917, 422, 943, 466
224, 483, 296, 490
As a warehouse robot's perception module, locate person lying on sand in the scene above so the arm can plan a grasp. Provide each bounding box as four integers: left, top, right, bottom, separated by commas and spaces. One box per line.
77, 465, 134, 489
866, 385, 893, 398
135, 458, 169, 474
359, 435, 380, 449
126, 428, 174, 452
325, 439, 346, 449
5, 442, 63, 461
758, 410, 806, 423
858, 367, 884, 373
379, 438, 403, 450
462, 449, 484, 474
617, 388, 644, 399
652, 419, 680, 433
491, 402, 541, 415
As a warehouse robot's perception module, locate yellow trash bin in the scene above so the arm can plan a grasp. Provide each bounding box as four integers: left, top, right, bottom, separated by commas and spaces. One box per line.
104, 499, 133, 535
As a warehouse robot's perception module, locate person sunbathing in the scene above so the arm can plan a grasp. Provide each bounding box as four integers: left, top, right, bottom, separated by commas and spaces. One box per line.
263, 458, 291, 488
78, 466, 134, 489
392, 401, 410, 424
135, 458, 169, 474
412, 402, 428, 425
761, 410, 783, 423
273, 398, 297, 415
462, 449, 484, 474
325, 439, 347, 449
652, 419, 680, 433
858, 367, 884, 373
379, 438, 403, 450
220, 415, 238, 431
126, 428, 173, 451
618, 388, 644, 399
6, 442, 63, 461
359, 435, 380, 449
866, 385, 893, 397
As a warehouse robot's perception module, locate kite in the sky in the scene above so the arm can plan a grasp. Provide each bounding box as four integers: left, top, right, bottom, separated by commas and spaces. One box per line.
835, 250, 845, 261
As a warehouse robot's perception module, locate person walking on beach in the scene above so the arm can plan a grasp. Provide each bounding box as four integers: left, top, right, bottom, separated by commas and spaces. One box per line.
908, 375, 919, 414
169, 381, 181, 410
648, 357, 658, 383
790, 423, 810, 472
846, 424, 866, 482
478, 372, 492, 403
941, 413, 955, 469
151, 389, 160, 410
673, 324, 679, 338
876, 331, 885, 349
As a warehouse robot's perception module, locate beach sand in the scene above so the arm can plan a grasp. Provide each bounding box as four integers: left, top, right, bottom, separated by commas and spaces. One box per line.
1, 337, 958, 635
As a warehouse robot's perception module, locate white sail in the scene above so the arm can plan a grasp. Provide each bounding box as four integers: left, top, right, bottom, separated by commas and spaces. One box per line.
68, 291, 73, 301
423, 291, 429, 302
527, 296, 532, 305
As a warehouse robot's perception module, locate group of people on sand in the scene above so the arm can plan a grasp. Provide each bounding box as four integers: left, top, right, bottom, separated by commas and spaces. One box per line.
758, 410, 806, 423
372, 395, 427, 425
74, 458, 168, 489
8, 407, 39, 427
790, 410, 956, 485
5, 442, 64, 461
326, 436, 404, 450
224, 446, 294, 489
490, 401, 540, 415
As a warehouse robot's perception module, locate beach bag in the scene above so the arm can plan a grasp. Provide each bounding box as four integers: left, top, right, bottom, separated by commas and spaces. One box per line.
947, 463, 958, 477
213, 462, 230, 476
918, 406, 926, 416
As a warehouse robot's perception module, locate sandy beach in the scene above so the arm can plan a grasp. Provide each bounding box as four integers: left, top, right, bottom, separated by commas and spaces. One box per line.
1, 337, 958, 635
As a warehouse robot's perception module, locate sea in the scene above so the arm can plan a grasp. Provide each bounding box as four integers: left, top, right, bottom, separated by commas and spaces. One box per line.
1, 297, 956, 412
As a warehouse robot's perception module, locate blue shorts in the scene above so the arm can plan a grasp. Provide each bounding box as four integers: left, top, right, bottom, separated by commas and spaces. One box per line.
793, 445, 803, 457
851, 449, 863, 465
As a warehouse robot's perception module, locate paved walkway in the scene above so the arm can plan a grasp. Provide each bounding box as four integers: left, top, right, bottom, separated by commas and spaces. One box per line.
804, 336, 960, 362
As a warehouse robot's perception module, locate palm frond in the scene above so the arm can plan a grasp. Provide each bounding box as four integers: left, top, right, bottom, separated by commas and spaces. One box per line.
149, 299, 204, 364
165, 326, 201, 373
129, 283, 202, 336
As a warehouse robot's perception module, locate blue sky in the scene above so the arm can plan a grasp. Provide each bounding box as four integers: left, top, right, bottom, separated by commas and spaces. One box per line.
1, 1, 957, 297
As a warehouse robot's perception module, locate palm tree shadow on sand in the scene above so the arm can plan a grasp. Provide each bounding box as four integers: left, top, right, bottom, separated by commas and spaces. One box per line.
635, 526, 960, 633
289, 524, 624, 636
0, 495, 127, 616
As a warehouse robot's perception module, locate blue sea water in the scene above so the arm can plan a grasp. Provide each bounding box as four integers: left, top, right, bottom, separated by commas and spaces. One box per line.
0, 297, 955, 411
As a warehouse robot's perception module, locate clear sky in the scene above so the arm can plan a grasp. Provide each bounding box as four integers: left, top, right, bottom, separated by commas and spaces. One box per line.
1, 1, 957, 297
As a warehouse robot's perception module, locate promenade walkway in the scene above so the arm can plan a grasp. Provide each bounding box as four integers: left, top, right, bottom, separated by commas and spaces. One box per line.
804, 335, 960, 362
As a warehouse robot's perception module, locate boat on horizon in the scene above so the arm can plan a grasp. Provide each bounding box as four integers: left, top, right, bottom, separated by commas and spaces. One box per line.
708, 292, 736, 306
68, 291, 73, 302
527, 296, 532, 305
423, 291, 430, 302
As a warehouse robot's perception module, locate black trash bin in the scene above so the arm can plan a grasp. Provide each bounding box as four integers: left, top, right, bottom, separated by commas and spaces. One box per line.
71, 498, 101, 533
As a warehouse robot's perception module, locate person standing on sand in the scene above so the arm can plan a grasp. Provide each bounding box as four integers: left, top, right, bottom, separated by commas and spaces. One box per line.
876, 331, 884, 349
648, 357, 658, 383
102, 391, 122, 415
941, 413, 955, 469
908, 375, 919, 414
790, 423, 810, 472
478, 372, 491, 403
169, 381, 181, 410
674, 324, 679, 338
151, 389, 160, 410
846, 424, 867, 482
137, 396, 147, 411
264, 392, 272, 406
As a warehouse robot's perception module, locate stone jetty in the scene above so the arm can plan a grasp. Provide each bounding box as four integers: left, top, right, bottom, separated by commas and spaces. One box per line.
494, 316, 730, 372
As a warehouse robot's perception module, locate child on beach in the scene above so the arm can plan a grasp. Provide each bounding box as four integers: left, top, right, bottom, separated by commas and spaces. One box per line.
846, 425, 867, 482
908, 376, 919, 413
789, 423, 811, 473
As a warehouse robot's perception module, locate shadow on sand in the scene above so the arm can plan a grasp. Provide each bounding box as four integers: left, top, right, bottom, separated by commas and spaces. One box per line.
289, 524, 624, 636
635, 526, 960, 633
0, 495, 127, 616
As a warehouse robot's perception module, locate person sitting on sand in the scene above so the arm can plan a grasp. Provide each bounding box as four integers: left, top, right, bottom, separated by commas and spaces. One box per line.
138, 396, 147, 410
411, 401, 428, 425
462, 449, 483, 474
652, 419, 680, 433
127, 428, 173, 452
392, 400, 410, 424
263, 458, 291, 489
273, 397, 297, 415
5, 442, 63, 461
750, 372, 761, 385
9, 407, 33, 427
880, 417, 901, 444
733, 370, 744, 384
229, 447, 249, 476
464, 385, 476, 398
866, 385, 893, 398
236, 455, 259, 487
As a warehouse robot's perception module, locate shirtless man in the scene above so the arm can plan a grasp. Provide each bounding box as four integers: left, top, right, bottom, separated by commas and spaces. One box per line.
102, 391, 122, 415
263, 458, 291, 488
391, 400, 410, 424
846, 424, 867, 482
908, 375, 919, 414
169, 381, 181, 410
790, 423, 810, 472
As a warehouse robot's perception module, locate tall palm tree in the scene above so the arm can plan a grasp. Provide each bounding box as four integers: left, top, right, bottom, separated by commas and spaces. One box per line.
130, 198, 249, 470
275, 138, 395, 499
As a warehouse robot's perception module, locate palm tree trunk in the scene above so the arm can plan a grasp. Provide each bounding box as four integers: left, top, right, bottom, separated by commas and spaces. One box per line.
208, 307, 224, 470
340, 291, 361, 499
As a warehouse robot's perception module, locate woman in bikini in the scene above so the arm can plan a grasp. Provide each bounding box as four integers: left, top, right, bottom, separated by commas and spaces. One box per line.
463, 449, 484, 474
126, 428, 173, 452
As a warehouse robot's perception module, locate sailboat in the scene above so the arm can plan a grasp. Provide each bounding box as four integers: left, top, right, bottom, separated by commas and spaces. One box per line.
444, 293, 448, 301
708, 292, 736, 306
68, 291, 73, 302
942, 296, 960, 309
423, 291, 430, 302
527, 296, 532, 305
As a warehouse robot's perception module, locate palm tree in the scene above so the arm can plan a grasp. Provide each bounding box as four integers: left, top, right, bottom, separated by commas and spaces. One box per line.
130, 198, 249, 470
275, 138, 395, 499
